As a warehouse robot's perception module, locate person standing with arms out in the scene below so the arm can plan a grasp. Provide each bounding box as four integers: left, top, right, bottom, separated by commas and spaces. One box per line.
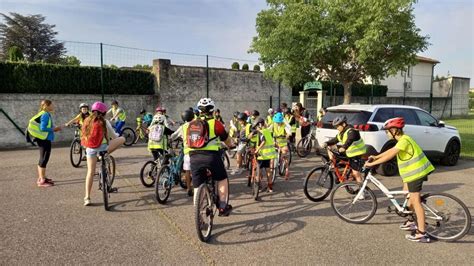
107, 100, 126, 134
27, 100, 62, 187
365, 117, 434, 243
82, 102, 125, 206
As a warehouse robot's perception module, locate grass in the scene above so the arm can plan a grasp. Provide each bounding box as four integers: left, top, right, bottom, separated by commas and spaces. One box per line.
443, 111, 474, 159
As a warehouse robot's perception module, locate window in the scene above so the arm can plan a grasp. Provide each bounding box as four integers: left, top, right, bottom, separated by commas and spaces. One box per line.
407, 66, 412, 78
415, 110, 438, 127
322, 110, 372, 127
393, 108, 418, 125
372, 108, 394, 122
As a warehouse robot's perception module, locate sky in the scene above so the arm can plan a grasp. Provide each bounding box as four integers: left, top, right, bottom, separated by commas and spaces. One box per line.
1, 0, 473, 84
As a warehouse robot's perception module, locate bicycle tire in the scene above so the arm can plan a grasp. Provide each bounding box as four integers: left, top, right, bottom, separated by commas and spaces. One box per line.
106, 155, 116, 187
303, 166, 334, 202
330, 182, 377, 224
288, 145, 292, 165
421, 192, 472, 241
101, 164, 110, 211
139, 160, 157, 187
155, 165, 172, 204
252, 166, 260, 201
121, 127, 136, 146
195, 183, 214, 242
69, 139, 83, 168
271, 157, 278, 184
278, 152, 288, 176
221, 151, 230, 170
296, 137, 311, 158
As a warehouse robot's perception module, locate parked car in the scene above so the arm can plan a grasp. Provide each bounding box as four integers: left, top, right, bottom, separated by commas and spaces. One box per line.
316, 104, 461, 176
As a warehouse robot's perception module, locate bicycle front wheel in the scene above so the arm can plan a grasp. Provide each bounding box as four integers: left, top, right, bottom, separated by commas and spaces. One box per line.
155, 165, 172, 204
252, 165, 260, 201
221, 151, 230, 170
139, 160, 157, 187
330, 182, 377, 224
69, 139, 83, 168
121, 127, 136, 146
296, 137, 312, 158
422, 193, 472, 241
100, 166, 110, 211
303, 166, 333, 202
195, 183, 215, 242
106, 155, 116, 187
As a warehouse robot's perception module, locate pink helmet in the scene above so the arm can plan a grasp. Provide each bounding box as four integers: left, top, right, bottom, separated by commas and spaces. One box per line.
155, 106, 165, 112
91, 101, 108, 114
244, 110, 251, 116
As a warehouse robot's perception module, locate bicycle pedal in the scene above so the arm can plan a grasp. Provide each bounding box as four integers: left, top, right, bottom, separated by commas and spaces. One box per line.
110, 187, 118, 193
387, 206, 393, 213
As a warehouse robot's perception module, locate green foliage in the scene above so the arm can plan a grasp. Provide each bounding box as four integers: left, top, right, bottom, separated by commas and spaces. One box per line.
251, 0, 429, 103
60, 55, 81, 66
0, 13, 65, 63
253, 65, 261, 71
103, 64, 118, 69
0, 62, 155, 95
231, 62, 240, 70
242, 64, 249, 71
133, 64, 152, 70
7, 46, 24, 61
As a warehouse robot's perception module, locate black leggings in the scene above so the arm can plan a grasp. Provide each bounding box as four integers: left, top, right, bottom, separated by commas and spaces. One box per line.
36, 139, 51, 168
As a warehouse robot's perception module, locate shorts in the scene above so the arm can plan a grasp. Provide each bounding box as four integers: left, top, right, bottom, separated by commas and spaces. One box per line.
349, 156, 364, 171
236, 142, 246, 154
86, 143, 108, 157
190, 151, 228, 188
257, 159, 271, 169
407, 176, 428, 193
183, 154, 191, 171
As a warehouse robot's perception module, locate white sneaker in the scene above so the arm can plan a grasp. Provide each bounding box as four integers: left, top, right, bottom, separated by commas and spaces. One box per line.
84, 198, 91, 206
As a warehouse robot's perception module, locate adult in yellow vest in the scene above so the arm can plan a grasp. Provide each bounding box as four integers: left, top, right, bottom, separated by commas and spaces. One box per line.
253, 118, 277, 193
170, 109, 195, 196
27, 99, 62, 187
322, 115, 367, 183
230, 112, 249, 175
189, 98, 234, 217
365, 117, 434, 243
107, 100, 127, 134
267, 112, 292, 180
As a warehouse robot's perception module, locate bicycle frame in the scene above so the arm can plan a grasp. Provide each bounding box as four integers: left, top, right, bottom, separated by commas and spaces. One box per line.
327, 150, 352, 183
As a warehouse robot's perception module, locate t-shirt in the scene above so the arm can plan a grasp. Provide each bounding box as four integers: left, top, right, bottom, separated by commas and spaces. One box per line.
395, 136, 415, 161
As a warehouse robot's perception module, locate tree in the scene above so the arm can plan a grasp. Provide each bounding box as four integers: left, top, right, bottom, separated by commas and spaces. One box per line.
0, 13, 65, 63
7, 45, 23, 61
231, 62, 240, 70
242, 63, 249, 71
133, 64, 152, 70
60, 55, 81, 66
253, 65, 261, 71
250, 0, 429, 103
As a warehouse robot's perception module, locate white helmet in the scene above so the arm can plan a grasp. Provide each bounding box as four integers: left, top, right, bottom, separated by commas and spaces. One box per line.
79, 103, 89, 109
197, 98, 215, 113
268, 108, 273, 114
153, 114, 165, 124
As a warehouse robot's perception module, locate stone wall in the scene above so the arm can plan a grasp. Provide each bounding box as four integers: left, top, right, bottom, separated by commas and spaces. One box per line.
0, 93, 158, 149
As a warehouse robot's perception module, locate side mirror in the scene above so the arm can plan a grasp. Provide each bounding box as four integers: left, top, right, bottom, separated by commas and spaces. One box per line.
438, 121, 445, 127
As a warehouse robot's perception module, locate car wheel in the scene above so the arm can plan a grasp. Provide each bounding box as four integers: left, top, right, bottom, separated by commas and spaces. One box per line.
379, 158, 398, 176
440, 139, 460, 166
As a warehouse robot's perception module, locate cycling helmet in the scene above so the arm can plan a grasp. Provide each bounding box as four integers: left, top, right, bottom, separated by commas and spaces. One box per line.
153, 114, 166, 124
155, 106, 165, 113
332, 115, 347, 127
237, 112, 248, 121
79, 103, 89, 109
252, 117, 265, 129
233, 111, 240, 118
197, 98, 215, 113
383, 117, 405, 130
273, 112, 284, 123
268, 108, 274, 115
111, 100, 119, 105
252, 110, 260, 117
181, 109, 194, 122
91, 101, 107, 114
140, 108, 146, 114
244, 110, 251, 116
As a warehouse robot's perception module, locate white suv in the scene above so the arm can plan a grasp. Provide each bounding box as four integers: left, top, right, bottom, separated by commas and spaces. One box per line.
316, 104, 461, 176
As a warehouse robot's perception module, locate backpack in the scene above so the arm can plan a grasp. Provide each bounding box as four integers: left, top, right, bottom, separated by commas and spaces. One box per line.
186, 119, 215, 149
149, 124, 164, 142
81, 119, 105, 148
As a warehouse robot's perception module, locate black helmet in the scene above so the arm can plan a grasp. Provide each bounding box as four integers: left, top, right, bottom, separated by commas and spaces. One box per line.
233, 111, 240, 118
252, 117, 265, 129
181, 109, 194, 122
332, 115, 347, 127
237, 112, 248, 121
252, 110, 260, 117
140, 108, 146, 114
111, 100, 119, 105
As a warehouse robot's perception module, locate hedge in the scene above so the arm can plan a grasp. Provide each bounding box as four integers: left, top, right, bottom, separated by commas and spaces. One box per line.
0, 62, 155, 95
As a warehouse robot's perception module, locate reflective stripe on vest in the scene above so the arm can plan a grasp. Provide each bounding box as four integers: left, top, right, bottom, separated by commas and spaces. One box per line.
336, 128, 367, 157
182, 122, 190, 155
148, 125, 167, 150
188, 118, 221, 152
257, 128, 277, 160
28, 111, 51, 140
285, 115, 296, 133
245, 123, 258, 143
397, 135, 435, 183
273, 124, 287, 147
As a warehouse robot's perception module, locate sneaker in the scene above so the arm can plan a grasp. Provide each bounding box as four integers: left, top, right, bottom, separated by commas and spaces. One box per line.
37, 178, 54, 184
267, 183, 273, 193
218, 204, 233, 217
37, 180, 53, 187
400, 220, 417, 231
84, 198, 91, 206
405, 230, 431, 243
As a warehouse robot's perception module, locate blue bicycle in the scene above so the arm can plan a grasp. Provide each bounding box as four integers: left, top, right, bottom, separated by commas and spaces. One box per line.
155, 148, 187, 204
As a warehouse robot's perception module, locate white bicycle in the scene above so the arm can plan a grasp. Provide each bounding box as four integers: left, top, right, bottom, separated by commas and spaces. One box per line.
330, 167, 471, 241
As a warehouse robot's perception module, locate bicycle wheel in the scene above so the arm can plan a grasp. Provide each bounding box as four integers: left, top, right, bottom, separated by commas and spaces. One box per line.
155, 165, 172, 204
221, 151, 230, 170
296, 137, 311, 158
100, 164, 110, 211
271, 158, 278, 184
106, 155, 116, 187
303, 166, 334, 202
133, 127, 141, 144
330, 182, 377, 224
69, 139, 83, 168
288, 143, 293, 165
422, 193, 471, 241
278, 152, 288, 176
195, 183, 214, 242
252, 165, 260, 200
139, 161, 157, 187
121, 127, 136, 146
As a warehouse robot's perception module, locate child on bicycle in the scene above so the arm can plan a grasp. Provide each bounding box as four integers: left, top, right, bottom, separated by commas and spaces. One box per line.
322, 115, 366, 183
139, 108, 154, 127
267, 112, 291, 180
253, 118, 277, 192
148, 114, 175, 161
107, 100, 127, 134
364, 117, 434, 243
65, 103, 91, 127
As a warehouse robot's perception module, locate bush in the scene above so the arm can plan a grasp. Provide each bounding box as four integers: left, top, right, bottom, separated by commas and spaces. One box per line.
0, 62, 155, 95
242, 64, 249, 71
231, 62, 239, 70
253, 65, 261, 71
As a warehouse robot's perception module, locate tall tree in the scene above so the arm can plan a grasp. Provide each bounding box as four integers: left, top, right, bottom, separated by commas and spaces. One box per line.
251, 0, 429, 103
0, 13, 65, 63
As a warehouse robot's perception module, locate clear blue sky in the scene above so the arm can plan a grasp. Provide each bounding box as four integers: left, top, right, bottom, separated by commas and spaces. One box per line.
1, 0, 473, 85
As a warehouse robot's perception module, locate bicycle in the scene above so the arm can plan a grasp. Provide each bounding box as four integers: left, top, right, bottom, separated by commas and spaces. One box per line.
195, 168, 227, 242
98, 151, 117, 211
139, 149, 170, 187
330, 166, 472, 241
69, 124, 87, 168
155, 148, 187, 204
303, 148, 356, 202
134, 117, 149, 144
271, 144, 289, 184
112, 120, 136, 146
220, 144, 231, 170
248, 149, 261, 200
296, 124, 317, 158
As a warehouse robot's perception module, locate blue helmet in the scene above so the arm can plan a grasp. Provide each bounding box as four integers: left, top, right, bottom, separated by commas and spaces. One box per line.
273, 112, 284, 123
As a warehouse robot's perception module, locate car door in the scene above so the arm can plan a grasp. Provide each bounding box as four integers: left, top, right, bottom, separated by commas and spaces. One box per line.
414, 109, 444, 152
392, 108, 428, 149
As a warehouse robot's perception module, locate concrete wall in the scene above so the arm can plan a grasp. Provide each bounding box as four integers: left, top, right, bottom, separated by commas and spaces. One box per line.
382, 62, 434, 97
154, 59, 292, 124
0, 93, 158, 149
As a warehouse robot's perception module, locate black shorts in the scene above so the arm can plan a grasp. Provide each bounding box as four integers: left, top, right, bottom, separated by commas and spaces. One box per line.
349, 156, 364, 171
257, 159, 271, 169
407, 176, 428, 193
190, 151, 228, 188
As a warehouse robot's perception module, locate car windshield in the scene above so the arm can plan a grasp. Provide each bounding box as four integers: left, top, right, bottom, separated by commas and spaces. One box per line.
322, 110, 372, 128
